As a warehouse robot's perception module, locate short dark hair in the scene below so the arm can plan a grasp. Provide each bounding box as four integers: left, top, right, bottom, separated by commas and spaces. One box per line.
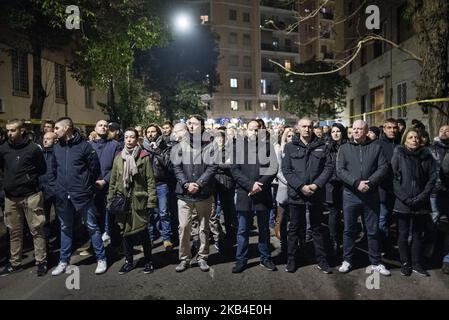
397, 118, 406, 127
124, 127, 139, 138
190, 115, 205, 128
162, 120, 173, 128
44, 120, 55, 127
55, 117, 73, 129
384, 118, 397, 125
256, 119, 266, 129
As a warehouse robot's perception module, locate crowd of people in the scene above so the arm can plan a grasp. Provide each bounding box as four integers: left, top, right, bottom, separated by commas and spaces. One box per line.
0, 114, 448, 279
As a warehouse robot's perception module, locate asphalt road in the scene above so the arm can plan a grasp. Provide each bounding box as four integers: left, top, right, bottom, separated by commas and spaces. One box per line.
0, 226, 448, 300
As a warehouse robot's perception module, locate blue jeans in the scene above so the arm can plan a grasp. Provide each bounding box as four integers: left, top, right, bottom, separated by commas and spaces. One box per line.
58, 199, 106, 263
379, 195, 394, 239
148, 183, 172, 241
236, 210, 271, 264
342, 190, 381, 265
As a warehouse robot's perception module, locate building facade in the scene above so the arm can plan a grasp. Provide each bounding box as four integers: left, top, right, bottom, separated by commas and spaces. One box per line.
334, 0, 428, 129
183, 0, 301, 124
0, 27, 108, 130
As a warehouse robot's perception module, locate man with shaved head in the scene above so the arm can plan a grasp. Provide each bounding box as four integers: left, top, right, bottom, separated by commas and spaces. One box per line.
51, 117, 107, 276
336, 120, 390, 275
90, 120, 122, 247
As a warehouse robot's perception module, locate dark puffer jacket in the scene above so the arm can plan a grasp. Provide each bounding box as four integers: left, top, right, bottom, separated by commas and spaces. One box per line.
39, 147, 57, 200
429, 139, 449, 194
336, 137, 388, 195
391, 145, 437, 214
376, 133, 398, 202
325, 140, 345, 204
214, 140, 235, 190
144, 135, 175, 186
53, 130, 100, 211
282, 135, 333, 205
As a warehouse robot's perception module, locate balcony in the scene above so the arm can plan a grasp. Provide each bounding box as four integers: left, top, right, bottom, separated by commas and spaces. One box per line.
320, 52, 335, 60
260, 0, 298, 11
319, 12, 334, 20
261, 43, 299, 53
261, 19, 299, 33
261, 63, 276, 73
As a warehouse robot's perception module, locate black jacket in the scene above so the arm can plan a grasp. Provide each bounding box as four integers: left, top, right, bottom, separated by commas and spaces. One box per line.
230, 136, 278, 211
336, 138, 388, 195
391, 145, 436, 214
429, 139, 449, 194
144, 135, 175, 186
171, 135, 217, 202
39, 147, 57, 200
325, 140, 345, 204
214, 140, 235, 190
52, 130, 101, 211
282, 135, 333, 205
376, 133, 397, 201
0, 137, 46, 198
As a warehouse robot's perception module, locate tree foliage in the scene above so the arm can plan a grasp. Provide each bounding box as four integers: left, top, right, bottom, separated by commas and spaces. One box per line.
277, 60, 350, 120
134, 24, 220, 121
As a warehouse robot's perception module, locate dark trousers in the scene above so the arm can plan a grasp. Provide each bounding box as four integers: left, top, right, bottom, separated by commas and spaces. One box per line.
342, 190, 381, 265
397, 213, 427, 266
214, 184, 237, 236
328, 203, 342, 242
288, 204, 327, 263
122, 229, 152, 264
43, 195, 58, 241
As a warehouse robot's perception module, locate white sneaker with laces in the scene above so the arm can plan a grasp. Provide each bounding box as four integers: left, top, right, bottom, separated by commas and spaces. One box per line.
95, 260, 107, 275
51, 262, 68, 276
371, 264, 391, 276
338, 261, 352, 273
102, 233, 111, 247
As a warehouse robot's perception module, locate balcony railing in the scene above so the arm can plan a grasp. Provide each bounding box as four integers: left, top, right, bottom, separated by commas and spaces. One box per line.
320, 12, 334, 20
260, 0, 298, 11
261, 43, 298, 53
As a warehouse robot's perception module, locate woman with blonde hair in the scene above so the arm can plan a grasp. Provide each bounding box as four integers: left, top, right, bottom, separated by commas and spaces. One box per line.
391, 128, 436, 277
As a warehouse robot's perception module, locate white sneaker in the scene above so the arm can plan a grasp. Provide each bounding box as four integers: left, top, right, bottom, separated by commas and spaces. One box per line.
51, 262, 68, 276
95, 260, 107, 275
102, 233, 111, 247
371, 264, 391, 276
338, 261, 352, 273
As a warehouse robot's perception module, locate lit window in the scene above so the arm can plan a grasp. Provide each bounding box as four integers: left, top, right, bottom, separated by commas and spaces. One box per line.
231, 100, 238, 110
261, 79, 267, 94
260, 102, 267, 109
284, 60, 291, 70
230, 78, 238, 88
200, 15, 209, 24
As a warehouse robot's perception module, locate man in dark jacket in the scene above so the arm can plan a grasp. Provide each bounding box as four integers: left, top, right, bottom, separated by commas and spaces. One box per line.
0, 119, 47, 277
336, 120, 390, 275
144, 123, 175, 250
230, 120, 278, 273
90, 120, 121, 247
376, 118, 399, 254
39, 132, 57, 246
50, 117, 107, 276
171, 115, 217, 272
430, 125, 449, 273
282, 117, 333, 273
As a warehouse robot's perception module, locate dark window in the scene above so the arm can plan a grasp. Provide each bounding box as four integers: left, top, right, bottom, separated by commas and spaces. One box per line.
245, 101, 252, 111
229, 9, 237, 21
11, 50, 29, 94
243, 12, 250, 22
229, 32, 238, 44
229, 55, 239, 67
55, 63, 67, 102
243, 34, 251, 46
361, 46, 367, 66
85, 87, 94, 108
244, 78, 252, 89
243, 56, 251, 68
361, 95, 366, 114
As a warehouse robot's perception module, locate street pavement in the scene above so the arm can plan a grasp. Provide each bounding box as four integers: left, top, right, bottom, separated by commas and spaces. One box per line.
0, 222, 449, 300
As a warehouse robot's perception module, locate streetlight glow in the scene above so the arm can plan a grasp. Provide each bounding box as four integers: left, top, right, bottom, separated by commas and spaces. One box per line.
174, 13, 192, 33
